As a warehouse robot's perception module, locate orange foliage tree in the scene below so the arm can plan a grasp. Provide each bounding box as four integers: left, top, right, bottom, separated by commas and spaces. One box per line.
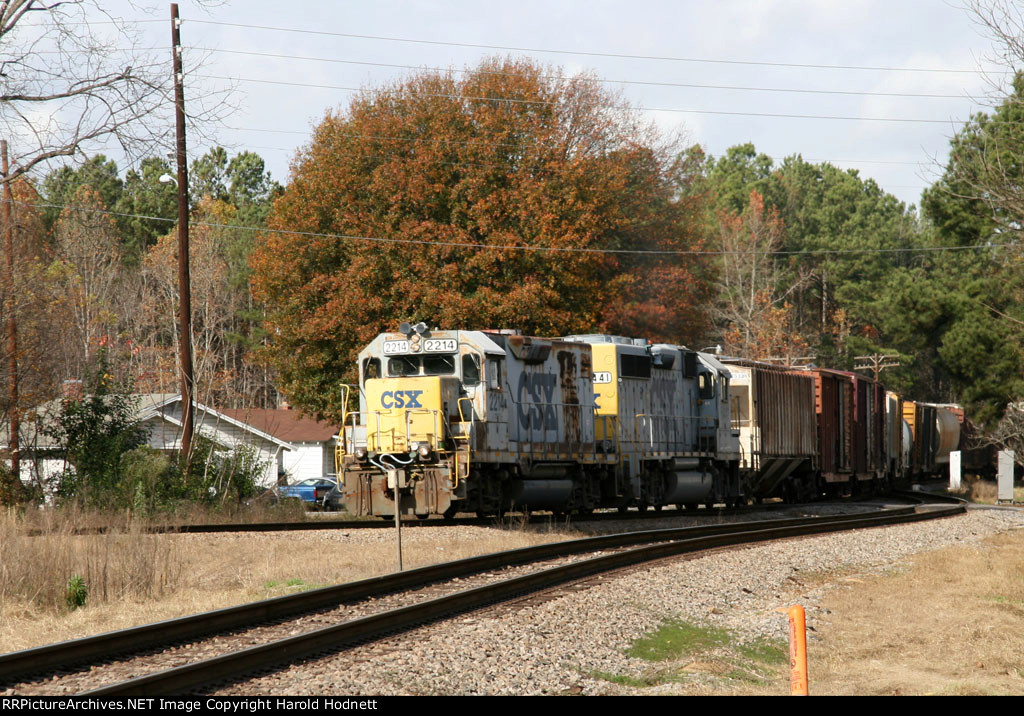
251, 57, 714, 420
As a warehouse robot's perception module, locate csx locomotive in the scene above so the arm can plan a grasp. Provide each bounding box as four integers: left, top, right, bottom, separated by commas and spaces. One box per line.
337, 324, 961, 517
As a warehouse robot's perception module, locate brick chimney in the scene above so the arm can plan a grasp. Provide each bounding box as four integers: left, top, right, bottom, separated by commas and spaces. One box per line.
62, 379, 83, 400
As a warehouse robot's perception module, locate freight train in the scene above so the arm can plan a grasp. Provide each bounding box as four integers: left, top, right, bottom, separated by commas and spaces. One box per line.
336, 325, 963, 518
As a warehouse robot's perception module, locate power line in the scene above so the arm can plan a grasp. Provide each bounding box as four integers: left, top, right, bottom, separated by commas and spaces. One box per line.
25, 200, 1018, 258
199, 74, 965, 124
186, 19, 988, 75
188, 46, 974, 100
230, 142, 929, 171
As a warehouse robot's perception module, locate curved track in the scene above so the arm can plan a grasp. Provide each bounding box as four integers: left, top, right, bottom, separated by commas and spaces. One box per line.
1, 494, 964, 695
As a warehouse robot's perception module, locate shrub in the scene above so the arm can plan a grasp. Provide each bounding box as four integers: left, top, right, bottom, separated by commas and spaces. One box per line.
64, 574, 88, 610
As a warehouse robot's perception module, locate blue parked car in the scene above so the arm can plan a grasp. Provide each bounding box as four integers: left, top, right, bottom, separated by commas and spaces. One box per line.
276, 478, 338, 509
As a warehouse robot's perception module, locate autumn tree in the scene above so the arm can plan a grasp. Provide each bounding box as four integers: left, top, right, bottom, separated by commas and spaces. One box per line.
252, 57, 713, 421
712, 190, 809, 360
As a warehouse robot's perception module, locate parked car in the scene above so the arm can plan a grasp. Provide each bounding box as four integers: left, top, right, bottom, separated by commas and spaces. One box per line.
276, 478, 337, 509
321, 484, 345, 512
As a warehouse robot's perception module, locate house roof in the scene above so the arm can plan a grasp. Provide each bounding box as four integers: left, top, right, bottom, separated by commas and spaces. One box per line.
217, 408, 339, 443
0, 394, 297, 452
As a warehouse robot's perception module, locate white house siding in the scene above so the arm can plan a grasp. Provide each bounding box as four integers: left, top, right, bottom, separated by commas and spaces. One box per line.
142, 410, 287, 488
14, 456, 64, 486
281, 441, 335, 481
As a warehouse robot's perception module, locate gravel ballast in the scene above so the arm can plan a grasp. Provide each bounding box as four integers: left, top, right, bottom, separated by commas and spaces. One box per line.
216, 506, 1024, 696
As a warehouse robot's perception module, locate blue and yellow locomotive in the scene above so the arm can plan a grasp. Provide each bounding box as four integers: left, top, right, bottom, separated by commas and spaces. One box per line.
337, 324, 740, 517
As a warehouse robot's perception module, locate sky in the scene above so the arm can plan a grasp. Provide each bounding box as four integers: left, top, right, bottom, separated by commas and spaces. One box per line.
59, 1, 1022, 208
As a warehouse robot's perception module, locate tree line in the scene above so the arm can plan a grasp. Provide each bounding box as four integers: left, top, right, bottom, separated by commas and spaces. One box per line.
2, 54, 1023, 504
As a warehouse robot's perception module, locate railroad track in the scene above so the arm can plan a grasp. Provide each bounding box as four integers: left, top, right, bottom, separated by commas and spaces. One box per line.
1, 495, 964, 695
26, 500, 795, 536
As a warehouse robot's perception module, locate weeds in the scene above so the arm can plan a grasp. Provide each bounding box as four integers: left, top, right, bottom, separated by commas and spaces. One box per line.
594, 619, 788, 692
64, 575, 88, 610
0, 507, 183, 613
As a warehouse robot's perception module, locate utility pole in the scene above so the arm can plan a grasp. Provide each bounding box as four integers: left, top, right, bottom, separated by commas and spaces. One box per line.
171, 3, 194, 463
1, 140, 17, 481
854, 353, 900, 381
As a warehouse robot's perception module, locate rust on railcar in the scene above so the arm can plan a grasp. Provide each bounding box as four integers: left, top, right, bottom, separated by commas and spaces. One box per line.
557, 349, 582, 448
755, 367, 817, 458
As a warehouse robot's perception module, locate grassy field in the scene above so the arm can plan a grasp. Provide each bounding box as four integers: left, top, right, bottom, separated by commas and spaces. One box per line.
0, 507, 577, 654
598, 524, 1024, 695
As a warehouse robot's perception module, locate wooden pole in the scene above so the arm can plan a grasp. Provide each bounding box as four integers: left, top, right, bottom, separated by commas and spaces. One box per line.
170, 4, 194, 464
2, 140, 18, 482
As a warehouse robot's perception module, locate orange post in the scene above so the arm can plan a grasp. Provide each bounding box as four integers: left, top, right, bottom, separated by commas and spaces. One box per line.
788, 604, 809, 695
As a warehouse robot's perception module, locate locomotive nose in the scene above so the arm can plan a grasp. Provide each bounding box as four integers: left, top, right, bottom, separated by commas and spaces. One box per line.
364, 376, 448, 455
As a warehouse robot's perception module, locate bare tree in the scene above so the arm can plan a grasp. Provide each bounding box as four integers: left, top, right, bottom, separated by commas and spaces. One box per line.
713, 190, 811, 360
0, 1, 229, 500
0, 1, 227, 180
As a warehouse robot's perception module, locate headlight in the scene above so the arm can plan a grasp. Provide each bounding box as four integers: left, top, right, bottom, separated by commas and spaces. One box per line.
354, 446, 368, 460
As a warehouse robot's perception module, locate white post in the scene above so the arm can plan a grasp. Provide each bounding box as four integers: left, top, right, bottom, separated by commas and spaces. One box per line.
949, 450, 961, 491
998, 450, 1015, 503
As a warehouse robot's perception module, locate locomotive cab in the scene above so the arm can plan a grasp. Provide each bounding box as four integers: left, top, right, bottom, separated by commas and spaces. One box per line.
341, 328, 501, 517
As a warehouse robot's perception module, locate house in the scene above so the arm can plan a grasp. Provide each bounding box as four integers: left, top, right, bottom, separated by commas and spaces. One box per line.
217, 408, 340, 481
1, 393, 315, 489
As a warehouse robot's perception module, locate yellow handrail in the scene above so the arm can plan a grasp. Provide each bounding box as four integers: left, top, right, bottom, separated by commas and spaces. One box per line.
453, 397, 475, 488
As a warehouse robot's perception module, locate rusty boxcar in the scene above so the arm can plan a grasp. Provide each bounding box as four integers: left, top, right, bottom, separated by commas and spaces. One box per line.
721, 359, 818, 501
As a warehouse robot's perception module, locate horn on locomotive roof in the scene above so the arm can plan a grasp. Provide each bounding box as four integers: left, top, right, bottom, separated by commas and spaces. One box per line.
399, 321, 431, 337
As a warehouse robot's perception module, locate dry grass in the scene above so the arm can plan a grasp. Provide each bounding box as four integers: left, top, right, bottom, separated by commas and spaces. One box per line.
0, 510, 578, 654
607, 527, 1024, 696
0, 507, 184, 614
962, 478, 1024, 505
806, 530, 1024, 695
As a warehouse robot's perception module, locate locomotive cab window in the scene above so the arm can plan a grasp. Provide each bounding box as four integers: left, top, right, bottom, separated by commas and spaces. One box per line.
698, 372, 715, 400
487, 357, 504, 390
620, 354, 652, 379
387, 356, 419, 377
462, 353, 481, 386
363, 357, 381, 381
423, 355, 456, 376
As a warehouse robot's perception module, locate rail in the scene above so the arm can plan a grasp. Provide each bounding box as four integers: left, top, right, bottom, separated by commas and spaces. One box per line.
64, 500, 963, 695
0, 498, 962, 690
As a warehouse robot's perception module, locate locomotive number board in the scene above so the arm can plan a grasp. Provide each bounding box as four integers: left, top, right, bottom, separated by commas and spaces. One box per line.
383, 338, 458, 354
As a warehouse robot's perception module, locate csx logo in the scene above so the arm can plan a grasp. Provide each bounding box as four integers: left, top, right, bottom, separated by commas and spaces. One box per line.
380, 390, 424, 409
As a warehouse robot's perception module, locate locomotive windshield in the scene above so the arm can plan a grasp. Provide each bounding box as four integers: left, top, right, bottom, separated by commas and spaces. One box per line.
386, 354, 456, 377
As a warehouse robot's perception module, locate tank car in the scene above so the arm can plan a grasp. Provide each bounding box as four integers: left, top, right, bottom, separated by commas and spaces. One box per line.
901, 401, 963, 479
